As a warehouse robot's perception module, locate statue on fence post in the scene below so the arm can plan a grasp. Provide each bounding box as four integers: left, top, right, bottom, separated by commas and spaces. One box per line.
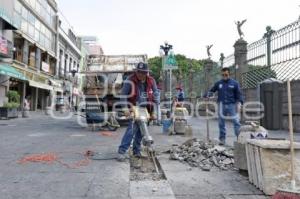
220, 53, 225, 67
206, 44, 213, 58
235, 19, 247, 38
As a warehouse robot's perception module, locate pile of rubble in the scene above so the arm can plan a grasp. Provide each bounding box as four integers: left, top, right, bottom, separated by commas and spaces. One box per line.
169, 138, 234, 171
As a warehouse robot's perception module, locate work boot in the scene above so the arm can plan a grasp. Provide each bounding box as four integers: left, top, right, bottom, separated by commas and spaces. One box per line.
117, 153, 128, 162
219, 139, 226, 146
131, 156, 142, 169
133, 152, 142, 159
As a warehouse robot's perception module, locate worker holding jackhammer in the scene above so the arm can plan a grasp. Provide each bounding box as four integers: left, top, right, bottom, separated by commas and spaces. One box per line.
117, 62, 160, 161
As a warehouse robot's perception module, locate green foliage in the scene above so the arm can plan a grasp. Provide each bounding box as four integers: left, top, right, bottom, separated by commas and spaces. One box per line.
148, 54, 204, 82
3, 91, 20, 108
3, 102, 20, 109
148, 56, 162, 81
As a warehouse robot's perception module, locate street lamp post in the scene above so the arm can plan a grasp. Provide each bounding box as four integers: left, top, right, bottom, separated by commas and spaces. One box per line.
70, 69, 77, 111
159, 42, 173, 103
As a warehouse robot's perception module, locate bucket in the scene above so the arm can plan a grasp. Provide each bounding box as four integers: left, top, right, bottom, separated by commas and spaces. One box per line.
162, 119, 172, 134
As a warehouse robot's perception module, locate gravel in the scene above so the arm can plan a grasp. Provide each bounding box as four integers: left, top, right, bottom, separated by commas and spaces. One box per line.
169, 138, 235, 171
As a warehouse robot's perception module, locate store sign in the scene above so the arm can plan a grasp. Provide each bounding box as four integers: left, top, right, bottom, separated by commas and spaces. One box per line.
0, 36, 13, 58
41, 62, 49, 73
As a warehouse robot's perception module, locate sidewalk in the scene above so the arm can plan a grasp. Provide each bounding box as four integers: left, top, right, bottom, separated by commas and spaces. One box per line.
149, 120, 268, 199
188, 117, 300, 147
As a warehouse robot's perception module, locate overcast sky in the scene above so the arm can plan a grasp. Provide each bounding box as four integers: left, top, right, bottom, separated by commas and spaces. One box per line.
57, 0, 300, 60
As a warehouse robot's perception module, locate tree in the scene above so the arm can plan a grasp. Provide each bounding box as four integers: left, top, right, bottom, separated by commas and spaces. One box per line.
148, 54, 204, 82
148, 55, 220, 97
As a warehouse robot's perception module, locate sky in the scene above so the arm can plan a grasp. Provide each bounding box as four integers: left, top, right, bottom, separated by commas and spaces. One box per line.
57, 0, 300, 60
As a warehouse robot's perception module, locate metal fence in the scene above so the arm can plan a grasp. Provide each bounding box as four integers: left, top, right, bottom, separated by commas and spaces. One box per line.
181, 64, 220, 98
225, 19, 300, 88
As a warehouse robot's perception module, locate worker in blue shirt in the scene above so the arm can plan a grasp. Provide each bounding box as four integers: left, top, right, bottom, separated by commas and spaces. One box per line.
206, 67, 243, 145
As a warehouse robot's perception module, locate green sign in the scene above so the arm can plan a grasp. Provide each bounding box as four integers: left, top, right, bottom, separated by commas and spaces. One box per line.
0, 65, 27, 81
164, 54, 178, 70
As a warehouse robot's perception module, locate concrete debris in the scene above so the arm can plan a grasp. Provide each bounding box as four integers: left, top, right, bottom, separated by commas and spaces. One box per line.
169, 138, 235, 171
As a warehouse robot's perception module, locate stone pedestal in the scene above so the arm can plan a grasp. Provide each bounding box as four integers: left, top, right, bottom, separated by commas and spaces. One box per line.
246, 139, 300, 195
204, 58, 214, 91
234, 39, 248, 85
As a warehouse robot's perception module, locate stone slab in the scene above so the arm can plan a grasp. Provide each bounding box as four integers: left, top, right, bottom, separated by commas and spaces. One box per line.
130, 180, 175, 199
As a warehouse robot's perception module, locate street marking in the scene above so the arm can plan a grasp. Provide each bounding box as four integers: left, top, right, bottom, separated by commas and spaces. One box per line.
27, 133, 49, 137
70, 134, 87, 137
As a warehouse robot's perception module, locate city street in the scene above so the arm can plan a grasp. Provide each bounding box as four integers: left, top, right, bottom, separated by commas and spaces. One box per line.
0, 112, 286, 199
1, 0, 300, 198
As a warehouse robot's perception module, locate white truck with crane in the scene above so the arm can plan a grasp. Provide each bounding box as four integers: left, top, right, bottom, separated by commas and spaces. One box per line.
82, 54, 148, 129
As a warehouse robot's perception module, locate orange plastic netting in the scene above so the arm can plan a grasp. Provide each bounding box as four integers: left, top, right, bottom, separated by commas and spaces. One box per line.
99, 131, 118, 138
18, 153, 58, 164
18, 151, 92, 169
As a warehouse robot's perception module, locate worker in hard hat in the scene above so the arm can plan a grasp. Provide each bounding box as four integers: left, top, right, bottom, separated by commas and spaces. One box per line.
117, 62, 160, 161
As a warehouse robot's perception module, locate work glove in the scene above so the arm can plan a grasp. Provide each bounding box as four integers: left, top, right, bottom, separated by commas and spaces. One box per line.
123, 108, 131, 117
150, 113, 157, 120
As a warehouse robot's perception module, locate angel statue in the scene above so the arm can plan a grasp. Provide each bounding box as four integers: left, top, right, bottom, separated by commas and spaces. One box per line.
235, 19, 247, 38
206, 44, 213, 58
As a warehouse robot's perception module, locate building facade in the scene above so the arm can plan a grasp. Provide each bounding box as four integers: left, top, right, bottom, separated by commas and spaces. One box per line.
57, 14, 82, 110
0, 0, 103, 113
0, 0, 19, 107
0, 0, 61, 111
77, 37, 90, 95
80, 36, 104, 57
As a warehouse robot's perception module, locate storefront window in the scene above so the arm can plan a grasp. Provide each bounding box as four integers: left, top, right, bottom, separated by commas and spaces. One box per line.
69, 58, 72, 72
13, 38, 24, 63
28, 45, 36, 68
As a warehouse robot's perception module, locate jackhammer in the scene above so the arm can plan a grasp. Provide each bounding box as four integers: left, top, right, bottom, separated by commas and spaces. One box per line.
131, 106, 159, 173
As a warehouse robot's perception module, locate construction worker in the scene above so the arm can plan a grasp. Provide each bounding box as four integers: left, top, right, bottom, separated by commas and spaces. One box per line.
205, 67, 243, 145
117, 62, 160, 161
176, 86, 185, 102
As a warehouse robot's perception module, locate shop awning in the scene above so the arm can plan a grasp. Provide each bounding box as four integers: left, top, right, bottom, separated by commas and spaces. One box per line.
0, 64, 27, 80
29, 80, 53, 91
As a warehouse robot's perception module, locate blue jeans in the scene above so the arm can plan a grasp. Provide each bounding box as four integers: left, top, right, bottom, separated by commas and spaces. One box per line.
118, 120, 143, 155
218, 103, 241, 141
